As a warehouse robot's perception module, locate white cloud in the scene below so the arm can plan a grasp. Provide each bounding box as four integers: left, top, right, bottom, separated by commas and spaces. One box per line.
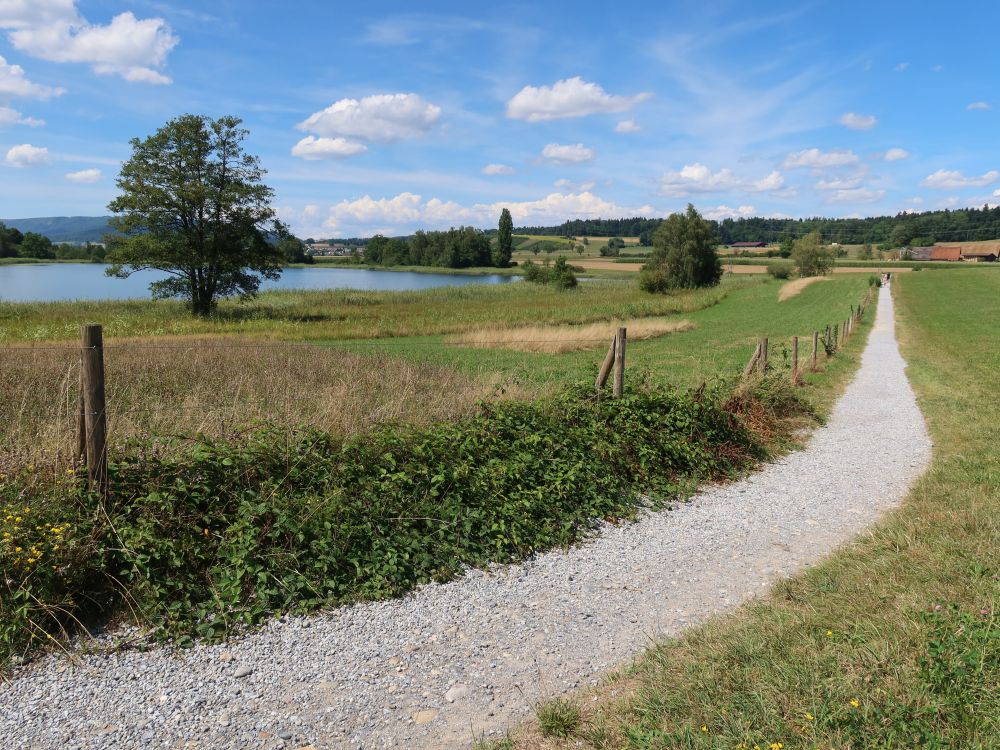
319, 190, 656, 236
826, 187, 885, 204
481, 163, 514, 175
0, 3, 178, 84
921, 169, 999, 189
967, 101, 990, 111
815, 176, 863, 190
541, 142, 594, 163
894, 62, 910, 72
701, 204, 755, 220
782, 148, 859, 169
883, 147, 909, 161
839, 112, 877, 130
297, 93, 442, 142
64, 167, 100, 182
659, 163, 784, 196
0, 54, 64, 99
5, 142, 49, 166
506, 77, 652, 122
554, 178, 596, 192
291, 136, 367, 160
615, 119, 640, 133
0, 104, 42, 126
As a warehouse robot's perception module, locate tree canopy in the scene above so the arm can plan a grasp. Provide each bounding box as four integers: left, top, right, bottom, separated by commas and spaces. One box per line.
364, 226, 496, 268
105, 114, 284, 315
494, 208, 513, 267
791, 231, 835, 277
639, 204, 721, 293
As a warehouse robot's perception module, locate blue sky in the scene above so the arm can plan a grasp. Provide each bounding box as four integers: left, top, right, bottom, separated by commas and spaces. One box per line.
1, 0, 998, 238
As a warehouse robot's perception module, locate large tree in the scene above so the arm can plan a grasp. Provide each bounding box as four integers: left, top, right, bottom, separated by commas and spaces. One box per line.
639, 204, 721, 293
494, 207, 513, 267
791, 231, 835, 277
106, 114, 285, 315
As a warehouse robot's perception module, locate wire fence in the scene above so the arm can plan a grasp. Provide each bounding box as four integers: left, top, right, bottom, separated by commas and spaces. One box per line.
0, 285, 875, 484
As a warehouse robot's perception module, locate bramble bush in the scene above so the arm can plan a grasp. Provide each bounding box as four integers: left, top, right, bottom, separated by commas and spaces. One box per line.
1, 379, 805, 665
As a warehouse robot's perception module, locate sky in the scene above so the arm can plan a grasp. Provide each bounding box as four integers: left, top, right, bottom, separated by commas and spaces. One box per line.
1, 0, 999, 239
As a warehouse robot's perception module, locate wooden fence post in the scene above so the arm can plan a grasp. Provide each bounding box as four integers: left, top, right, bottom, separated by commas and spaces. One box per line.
76, 383, 86, 465
832, 323, 838, 351
791, 336, 799, 381
811, 330, 819, 370
80, 324, 108, 496
612, 327, 626, 398
595, 334, 616, 395
759, 336, 769, 374
742, 341, 761, 379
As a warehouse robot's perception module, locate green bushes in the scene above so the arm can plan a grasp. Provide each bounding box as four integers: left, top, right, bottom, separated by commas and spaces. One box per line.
767, 262, 793, 279
1, 380, 797, 664
522, 256, 577, 289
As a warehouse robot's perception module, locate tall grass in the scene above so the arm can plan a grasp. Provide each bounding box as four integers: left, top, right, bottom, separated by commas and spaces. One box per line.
446, 319, 694, 354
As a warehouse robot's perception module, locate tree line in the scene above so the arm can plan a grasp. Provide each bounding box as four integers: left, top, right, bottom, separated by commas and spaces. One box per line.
365, 211, 513, 269
0, 222, 108, 261
517, 205, 1000, 247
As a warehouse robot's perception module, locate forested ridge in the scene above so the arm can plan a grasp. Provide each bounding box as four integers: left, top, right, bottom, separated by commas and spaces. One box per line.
516, 204, 1000, 246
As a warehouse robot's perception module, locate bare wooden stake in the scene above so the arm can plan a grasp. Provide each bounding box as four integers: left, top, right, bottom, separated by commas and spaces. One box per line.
742, 341, 762, 379
759, 336, 769, 374
791, 335, 799, 381
612, 327, 626, 398
595, 335, 616, 393
811, 330, 819, 370
80, 324, 108, 496
76, 377, 86, 465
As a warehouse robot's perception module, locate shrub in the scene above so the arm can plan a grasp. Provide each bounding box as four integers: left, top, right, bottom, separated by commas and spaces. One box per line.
767, 262, 792, 279
1, 380, 792, 664
521, 257, 577, 289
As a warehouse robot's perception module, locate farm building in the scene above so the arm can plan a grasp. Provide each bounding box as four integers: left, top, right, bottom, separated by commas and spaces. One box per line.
930, 246, 962, 261
907, 246, 934, 260
729, 241, 767, 248
961, 249, 997, 262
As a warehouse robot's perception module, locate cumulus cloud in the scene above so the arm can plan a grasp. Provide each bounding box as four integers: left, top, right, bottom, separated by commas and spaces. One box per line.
615, 119, 640, 133
659, 163, 784, 196
0, 2, 178, 84
5, 142, 49, 166
319, 190, 656, 236
839, 112, 877, 130
826, 187, 885, 204
883, 147, 909, 161
481, 163, 514, 175
297, 93, 442, 143
701, 204, 755, 220
782, 148, 859, 169
967, 101, 990, 111
554, 178, 596, 192
921, 169, 999, 189
541, 142, 594, 163
0, 55, 64, 100
815, 176, 864, 190
65, 167, 100, 182
291, 136, 367, 160
506, 77, 652, 122
0, 104, 42, 126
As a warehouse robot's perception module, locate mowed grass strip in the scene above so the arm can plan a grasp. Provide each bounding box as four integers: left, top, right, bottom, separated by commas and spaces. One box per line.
513, 269, 999, 749
446, 319, 694, 354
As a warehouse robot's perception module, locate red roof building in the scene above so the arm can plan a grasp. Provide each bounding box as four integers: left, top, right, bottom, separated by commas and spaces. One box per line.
930, 246, 962, 261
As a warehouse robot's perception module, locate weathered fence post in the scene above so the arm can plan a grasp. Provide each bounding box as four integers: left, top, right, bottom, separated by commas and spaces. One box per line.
612, 327, 626, 398
791, 336, 799, 381
595, 334, 616, 395
742, 341, 761, 379
80, 324, 108, 496
832, 323, 838, 351
76, 383, 86, 465
811, 330, 819, 370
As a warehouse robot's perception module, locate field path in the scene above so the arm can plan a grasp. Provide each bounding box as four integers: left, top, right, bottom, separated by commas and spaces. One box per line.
0, 286, 932, 750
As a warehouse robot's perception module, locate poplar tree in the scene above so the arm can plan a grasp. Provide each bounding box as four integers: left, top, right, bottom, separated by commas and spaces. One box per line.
494, 207, 513, 267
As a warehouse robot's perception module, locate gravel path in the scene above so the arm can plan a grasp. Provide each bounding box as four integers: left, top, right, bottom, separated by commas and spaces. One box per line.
1, 285, 931, 750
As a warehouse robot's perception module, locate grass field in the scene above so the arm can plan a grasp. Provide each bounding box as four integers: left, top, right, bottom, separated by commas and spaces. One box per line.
511, 269, 999, 749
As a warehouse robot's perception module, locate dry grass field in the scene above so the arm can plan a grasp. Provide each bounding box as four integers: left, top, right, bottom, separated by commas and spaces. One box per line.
778, 276, 828, 301
446, 318, 694, 354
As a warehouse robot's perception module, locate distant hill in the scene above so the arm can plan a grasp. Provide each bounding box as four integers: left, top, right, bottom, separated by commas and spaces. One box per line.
1, 216, 115, 244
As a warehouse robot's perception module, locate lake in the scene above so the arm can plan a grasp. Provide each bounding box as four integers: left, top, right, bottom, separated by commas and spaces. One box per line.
0, 264, 518, 303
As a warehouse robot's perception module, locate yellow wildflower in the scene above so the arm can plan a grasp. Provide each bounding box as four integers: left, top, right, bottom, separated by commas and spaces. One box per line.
804, 712, 814, 721
825, 630, 833, 637
850, 699, 860, 708
701, 724, 708, 733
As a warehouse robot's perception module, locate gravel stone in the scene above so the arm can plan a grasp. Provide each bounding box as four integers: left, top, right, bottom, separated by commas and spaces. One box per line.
0, 287, 929, 750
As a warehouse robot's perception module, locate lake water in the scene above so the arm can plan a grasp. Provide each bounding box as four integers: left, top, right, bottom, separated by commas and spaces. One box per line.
0, 264, 518, 303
